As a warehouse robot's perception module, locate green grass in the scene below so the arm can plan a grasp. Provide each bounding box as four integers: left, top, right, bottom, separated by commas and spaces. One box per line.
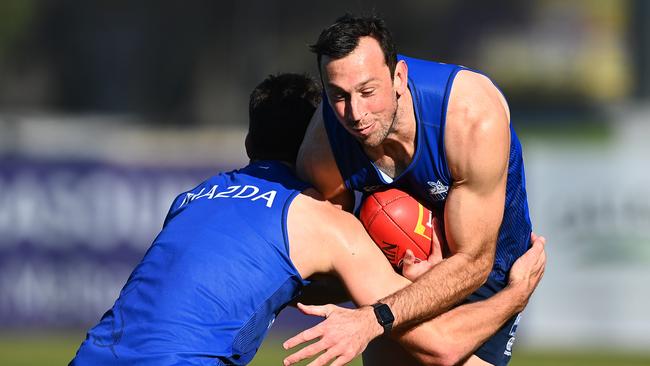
1, 332, 649, 366
509, 351, 650, 366
249, 336, 363, 366
0, 332, 85, 366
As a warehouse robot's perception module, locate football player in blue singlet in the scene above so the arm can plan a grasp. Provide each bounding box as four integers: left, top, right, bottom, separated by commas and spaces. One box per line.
70, 74, 545, 366
293, 14, 537, 366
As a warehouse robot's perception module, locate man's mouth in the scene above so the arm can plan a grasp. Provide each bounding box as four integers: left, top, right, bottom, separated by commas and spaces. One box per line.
352, 121, 374, 136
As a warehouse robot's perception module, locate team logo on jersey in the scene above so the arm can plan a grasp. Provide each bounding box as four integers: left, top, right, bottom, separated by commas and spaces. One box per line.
427, 180, 448, 201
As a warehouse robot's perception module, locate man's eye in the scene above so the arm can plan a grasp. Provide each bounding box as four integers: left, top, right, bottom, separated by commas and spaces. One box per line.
361, 89, 375, 97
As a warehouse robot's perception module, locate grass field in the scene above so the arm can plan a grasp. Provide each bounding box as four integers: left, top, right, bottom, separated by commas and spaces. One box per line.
2, 332, 649, 366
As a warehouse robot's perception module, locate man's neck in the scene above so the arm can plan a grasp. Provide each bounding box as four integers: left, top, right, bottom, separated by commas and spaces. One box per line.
365, 88, 417, 178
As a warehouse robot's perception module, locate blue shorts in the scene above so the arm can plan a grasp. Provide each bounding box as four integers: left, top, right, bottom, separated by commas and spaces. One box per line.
465, 278, 522, 366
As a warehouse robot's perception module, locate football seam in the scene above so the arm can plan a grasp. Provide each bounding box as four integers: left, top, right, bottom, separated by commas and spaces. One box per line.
365, 192, 409, 227
381, 209, 422, 252
365, 194, 382, 227
379, 193, 410, 207
364, 192, 430, 257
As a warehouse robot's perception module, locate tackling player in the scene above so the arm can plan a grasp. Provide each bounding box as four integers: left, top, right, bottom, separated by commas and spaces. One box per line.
69, 74, 545, 366
294, 14, 536, 366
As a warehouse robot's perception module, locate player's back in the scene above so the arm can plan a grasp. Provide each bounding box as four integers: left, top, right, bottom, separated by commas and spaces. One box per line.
71, 161, 309, 366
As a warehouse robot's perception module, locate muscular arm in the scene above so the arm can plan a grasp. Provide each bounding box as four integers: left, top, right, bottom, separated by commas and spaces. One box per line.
296, 102, 355, 211
285, 191, 544, 366
379, 71, 511, 329
396, 284, 526, 366
399, 234, 545, 366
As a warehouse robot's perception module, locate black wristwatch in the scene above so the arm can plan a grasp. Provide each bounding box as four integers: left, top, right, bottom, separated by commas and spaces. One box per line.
371, 302, 394, 335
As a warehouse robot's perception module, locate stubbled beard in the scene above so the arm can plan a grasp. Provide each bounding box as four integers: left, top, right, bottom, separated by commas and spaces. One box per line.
364, 92, 399, 148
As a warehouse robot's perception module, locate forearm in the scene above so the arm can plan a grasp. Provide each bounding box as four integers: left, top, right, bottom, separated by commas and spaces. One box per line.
396, 283, 527, 365
381, 252, 491, 330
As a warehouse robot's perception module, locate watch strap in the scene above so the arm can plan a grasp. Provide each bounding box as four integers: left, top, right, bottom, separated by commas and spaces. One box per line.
371, 302, 394, 334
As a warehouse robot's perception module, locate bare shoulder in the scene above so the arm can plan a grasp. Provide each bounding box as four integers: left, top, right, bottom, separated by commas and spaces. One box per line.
446, 70, 510, 134
287, 189, 365, 277
290, 190, 361, 242
296, 102, 354, 209
445, 70, 510, 183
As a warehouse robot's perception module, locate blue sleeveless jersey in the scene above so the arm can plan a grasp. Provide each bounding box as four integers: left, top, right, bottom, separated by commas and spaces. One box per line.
71, 161, 310, 366
323, 55, 532, 284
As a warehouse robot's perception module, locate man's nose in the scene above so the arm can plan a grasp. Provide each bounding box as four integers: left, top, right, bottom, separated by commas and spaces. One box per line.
346, 96, 367, 122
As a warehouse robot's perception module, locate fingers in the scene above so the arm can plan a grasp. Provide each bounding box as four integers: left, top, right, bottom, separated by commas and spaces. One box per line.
302, 345, 356, 366
305, 348, 339, 366
539, 241, 547, 273
330, 354, 354, 366
283, 304, 340, 351
403, 249, 416, 266
528, 240, 542, 255
536, 234, 547, 269
297, 303, 333, 318
427, 246, 443, 265
527, 233, 547, 258
283, 340, 329, 366
432, 216, 444, 239
527, 235, 547, 279
402, 250, 422, 270
531, 232, 546, 247
282, 331, 357, 366
431, 216, 446, 250
400, 249, 420, 271
283, 325, 323, 350
529, 237, 547, 270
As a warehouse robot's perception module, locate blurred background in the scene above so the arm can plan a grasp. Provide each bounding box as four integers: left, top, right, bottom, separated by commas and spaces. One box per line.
1, 0, 649, 365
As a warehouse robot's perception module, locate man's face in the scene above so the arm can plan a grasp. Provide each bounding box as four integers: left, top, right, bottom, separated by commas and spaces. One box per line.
321, 37, 398, 148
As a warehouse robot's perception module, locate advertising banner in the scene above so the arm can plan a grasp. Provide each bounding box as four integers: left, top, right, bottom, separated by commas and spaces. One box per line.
0, 159, 216, 327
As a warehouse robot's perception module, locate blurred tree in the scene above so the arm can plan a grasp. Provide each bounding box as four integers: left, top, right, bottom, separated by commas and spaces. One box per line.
631, 0, 650, 99
36, 0, 216, 123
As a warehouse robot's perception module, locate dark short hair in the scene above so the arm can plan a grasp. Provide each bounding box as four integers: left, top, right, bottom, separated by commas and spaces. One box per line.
310, 14, 397, 77
246, 73, 322, 164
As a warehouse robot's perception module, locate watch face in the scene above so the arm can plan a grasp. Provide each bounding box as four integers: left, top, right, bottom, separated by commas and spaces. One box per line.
375, 304, 395, 324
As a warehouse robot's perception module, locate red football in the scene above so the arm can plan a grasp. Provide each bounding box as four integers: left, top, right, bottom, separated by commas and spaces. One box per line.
360, 188, 439, 268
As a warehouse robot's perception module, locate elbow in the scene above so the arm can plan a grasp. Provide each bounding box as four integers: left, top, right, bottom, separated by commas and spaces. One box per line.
413, 343, 465, 366
405, 330, 467, 366
441, 346, 467, 366
474, 247, 495, 285
460, 252, 492, 287
476, 258, 492, 285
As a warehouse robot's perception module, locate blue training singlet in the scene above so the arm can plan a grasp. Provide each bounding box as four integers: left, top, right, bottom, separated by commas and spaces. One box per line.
71, 161, 310, 366
323, 55, 532, 285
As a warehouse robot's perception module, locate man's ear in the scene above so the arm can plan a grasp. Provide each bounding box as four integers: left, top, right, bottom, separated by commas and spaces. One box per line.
393, 60, 409, 97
